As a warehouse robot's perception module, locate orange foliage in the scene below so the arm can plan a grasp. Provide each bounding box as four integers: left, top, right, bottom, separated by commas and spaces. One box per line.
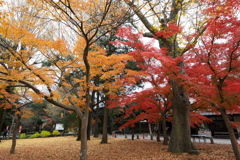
0, 137, 236, 160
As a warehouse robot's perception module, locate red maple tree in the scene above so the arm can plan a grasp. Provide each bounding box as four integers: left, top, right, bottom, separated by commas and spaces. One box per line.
184, 3, 240, 157
110, 27, 212, 145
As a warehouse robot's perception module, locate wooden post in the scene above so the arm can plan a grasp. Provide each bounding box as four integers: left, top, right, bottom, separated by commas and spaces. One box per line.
210, 137, 214, 144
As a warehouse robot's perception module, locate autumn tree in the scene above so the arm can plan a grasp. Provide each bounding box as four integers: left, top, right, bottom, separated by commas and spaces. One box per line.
0, 77, 34, 154
0, 1, 35, 144
109, 27, 173, 144
0, 81, 12, 138
0, 0, 55, 139
122, 0, 240, 154
6, 96, 33, 154
0, 0, 131, 159
95, 24, 136, 143
110, 26, 212, 146
184, 4, 240, 158
98, 31, 137, 143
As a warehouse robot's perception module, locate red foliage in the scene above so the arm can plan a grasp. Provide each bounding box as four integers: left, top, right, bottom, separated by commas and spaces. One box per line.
190, 112, 212, 128
110, 27, 213, 130
230, 121, 240, 130
155, 23, 182, 38
201, 0, 240, 18
184, 9, 240, 114
110, 4, 240, 129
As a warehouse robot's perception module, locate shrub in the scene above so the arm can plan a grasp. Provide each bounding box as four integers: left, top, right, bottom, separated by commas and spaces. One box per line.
20, 133, 27, 139
30, 132, 40, 138
40, 130, 51, 138
52, 130, 61, 136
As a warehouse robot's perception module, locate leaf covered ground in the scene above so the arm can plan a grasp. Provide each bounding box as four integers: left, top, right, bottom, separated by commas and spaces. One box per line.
0, 136, 236, 160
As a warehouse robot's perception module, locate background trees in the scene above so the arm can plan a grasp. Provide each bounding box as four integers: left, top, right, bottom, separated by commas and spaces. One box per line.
0, 0, 130, 159
0, 0, 239, 160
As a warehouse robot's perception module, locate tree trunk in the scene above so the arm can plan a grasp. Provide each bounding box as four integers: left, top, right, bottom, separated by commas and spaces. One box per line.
88, 91, 96, 140
168, 79, 191, 153
87, 111, 92, 140
8, 114, 15, 139
219, 109, 240, 160
0, 108, 6, 136
80, 115, 88, 160
10, 114, 21, 154
76, 117, 82, 141
38, 124, 42, 133
131, 127, 134, 140
101, 105, 108, 144
162, 113, 168, 145
50, 122, 54, 133
156, 122, 161, 142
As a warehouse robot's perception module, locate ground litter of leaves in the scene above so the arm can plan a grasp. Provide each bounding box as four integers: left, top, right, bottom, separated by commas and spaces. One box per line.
0, 136, 235, 160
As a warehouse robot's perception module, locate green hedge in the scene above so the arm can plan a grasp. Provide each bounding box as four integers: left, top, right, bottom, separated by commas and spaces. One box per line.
20, 133, 27, 139
40, 130, 51, 138
30, 132, 40, 138
52, 130, 61, 136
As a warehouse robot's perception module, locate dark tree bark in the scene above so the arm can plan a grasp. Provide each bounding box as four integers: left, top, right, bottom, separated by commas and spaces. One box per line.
10, 113, 21, 154
168, 79, 191, 153
0, 108, 6, 135
76, 117, 82, 141
87, 111, 92, 140
219, 109, 240, 160
131, 127, 134, 140
101, 101, 108, 144
162, 112, 169, 145
80, 115, 88, 160
156, 122, 161, 142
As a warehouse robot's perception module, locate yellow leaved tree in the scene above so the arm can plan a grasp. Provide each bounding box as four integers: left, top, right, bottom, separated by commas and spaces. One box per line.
0, 0, 131, 159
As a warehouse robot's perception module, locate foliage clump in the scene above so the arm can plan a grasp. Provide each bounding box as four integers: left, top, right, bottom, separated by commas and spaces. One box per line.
20, 133, 27, 139
40, 130, 51, 138
30, 132, 40, 138
52, 130, 60, 136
